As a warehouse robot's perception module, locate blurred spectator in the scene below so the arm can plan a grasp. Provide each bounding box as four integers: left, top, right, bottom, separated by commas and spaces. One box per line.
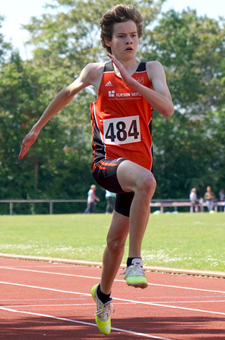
189, 188, 203, 213
218, 189, 225, 212
105, 190, 116, 214
204, 186, 215, 212
84, 184, 100, 214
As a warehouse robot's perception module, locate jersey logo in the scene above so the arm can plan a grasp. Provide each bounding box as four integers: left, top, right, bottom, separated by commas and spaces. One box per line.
134, 77, 144, 84
108, 90, 115, 97
105, 81, 113, 86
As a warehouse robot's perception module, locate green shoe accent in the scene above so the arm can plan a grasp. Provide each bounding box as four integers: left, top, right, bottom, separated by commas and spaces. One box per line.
91, 284, 113, 335
124, 258, 148, 289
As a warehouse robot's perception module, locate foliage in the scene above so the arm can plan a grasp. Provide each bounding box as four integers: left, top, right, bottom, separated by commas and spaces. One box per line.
141, 10, 225, 198
0, 16, 11, 63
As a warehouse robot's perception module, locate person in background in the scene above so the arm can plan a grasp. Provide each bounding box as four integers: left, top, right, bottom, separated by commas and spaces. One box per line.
218, 189, 225, 212
189, 188, 203, 212
105, 190, 116, 214
204, 186, 215, 212
83, 184, 100, 214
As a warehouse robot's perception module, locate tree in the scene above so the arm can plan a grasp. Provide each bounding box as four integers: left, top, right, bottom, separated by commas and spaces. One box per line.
141, 10, 225, 198
9, 0, 164, 210
0, 16, 11, 64
1, 3, 225, 213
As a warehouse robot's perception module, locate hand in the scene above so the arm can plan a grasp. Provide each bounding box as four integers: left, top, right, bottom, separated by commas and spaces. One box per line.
18, 129, 39, 160
107, 53, 135, 86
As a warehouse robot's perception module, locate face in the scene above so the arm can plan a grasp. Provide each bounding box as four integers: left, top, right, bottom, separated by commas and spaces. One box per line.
105, 20, 139, 61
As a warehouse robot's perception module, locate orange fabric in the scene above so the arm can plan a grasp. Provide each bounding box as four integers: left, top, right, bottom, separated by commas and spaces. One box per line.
91, 63, 154, 171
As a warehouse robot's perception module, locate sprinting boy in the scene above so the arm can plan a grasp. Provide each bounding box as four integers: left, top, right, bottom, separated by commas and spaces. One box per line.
19, 4, 173, 335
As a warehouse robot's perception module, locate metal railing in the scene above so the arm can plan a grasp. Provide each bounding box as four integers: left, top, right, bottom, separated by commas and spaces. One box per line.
0, 199, 86, 215
150, 200, 225, 213
0, 199, 224, 215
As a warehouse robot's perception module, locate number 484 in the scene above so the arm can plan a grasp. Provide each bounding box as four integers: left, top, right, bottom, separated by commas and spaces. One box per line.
105, 119, 140, 144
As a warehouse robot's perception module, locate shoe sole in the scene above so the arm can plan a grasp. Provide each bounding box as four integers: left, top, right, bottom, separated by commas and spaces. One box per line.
126, 282, 148, 289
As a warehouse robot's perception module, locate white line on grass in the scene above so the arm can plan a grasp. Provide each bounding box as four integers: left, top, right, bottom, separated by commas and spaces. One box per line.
0, 307, 174, 340
1, 281, 225, 316
1, 266, 225, 295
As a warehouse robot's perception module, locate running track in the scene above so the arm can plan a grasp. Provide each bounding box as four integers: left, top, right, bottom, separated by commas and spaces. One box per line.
0, 258, 225, 339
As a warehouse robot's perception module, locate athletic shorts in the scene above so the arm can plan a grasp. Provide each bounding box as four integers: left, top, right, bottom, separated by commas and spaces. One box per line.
93, 158, 134, 217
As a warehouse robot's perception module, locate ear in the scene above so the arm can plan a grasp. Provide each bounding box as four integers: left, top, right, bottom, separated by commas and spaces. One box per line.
104, 37, 112, 48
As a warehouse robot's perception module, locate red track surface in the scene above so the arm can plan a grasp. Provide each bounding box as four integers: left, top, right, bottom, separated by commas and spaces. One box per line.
0, 258, 225, 339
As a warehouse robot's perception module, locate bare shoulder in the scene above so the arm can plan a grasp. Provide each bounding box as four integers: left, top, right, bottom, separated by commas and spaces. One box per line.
65, 62, 105, 97
80, 62, 105, 88
146, 60, 166, 80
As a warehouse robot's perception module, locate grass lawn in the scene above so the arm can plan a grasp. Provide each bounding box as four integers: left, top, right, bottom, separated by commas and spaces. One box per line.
0, 213, 224, 272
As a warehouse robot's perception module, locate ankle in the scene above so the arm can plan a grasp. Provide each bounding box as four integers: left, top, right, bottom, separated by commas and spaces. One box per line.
127, 257, 142, 267
97, 284, 111, 304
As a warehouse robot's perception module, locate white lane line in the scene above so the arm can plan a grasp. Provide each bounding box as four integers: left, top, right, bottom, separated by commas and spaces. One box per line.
0, 281, 90, 296
1, 266, 225, 295
2, 300, 225, 308
1, 281, 225, 316
113, 296, 225, 316
0, 307, 174, 340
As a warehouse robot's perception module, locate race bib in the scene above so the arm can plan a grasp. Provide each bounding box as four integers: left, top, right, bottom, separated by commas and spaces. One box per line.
103, 116, 141, 145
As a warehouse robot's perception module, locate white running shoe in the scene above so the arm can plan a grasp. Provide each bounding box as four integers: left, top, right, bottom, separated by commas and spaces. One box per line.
91, 284, 113, 335
124, 258, 148, 289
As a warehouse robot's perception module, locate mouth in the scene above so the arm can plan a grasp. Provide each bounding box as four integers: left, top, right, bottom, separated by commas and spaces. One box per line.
125, 47, 133, 51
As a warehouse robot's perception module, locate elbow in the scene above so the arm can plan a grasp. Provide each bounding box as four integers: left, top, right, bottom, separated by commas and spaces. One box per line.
161, 104, 174, 118
166, 107, 174, 117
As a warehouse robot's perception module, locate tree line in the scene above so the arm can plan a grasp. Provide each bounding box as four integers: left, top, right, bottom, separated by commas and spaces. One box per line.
0, 0, 225, 214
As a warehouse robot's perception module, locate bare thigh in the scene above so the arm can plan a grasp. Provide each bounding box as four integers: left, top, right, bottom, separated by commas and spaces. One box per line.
117, 160, 156, 193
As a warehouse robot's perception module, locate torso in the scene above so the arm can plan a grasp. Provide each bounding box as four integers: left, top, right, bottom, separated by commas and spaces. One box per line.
90, 61, 154, 171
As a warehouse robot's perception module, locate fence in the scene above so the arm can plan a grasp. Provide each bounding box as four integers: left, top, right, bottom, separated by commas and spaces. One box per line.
0, 199, 86, 215
0, 199, 224, 215
150, 200, 225, 213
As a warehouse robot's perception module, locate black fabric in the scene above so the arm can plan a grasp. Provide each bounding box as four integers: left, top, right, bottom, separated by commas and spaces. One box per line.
93, 158, 134, 217
97, 284, 111, 304
93, 158, 126, 193
115, 192, 134, 217
103, 61, 146, 73
127, 257, 141, 267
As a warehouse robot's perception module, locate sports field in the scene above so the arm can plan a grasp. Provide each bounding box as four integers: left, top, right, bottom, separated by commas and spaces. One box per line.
0, 213, 224, 272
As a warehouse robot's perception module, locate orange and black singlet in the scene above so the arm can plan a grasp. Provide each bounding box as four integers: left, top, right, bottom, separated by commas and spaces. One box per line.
90, 61, 154, 172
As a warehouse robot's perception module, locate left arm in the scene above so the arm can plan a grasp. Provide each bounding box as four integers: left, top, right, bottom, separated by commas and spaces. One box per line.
107, 54, 174, 117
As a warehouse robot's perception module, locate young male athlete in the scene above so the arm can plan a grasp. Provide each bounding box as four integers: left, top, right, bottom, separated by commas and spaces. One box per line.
19, 4, 174, 335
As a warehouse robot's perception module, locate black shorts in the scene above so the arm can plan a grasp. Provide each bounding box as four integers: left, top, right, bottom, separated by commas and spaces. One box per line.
93, 158, 134, 217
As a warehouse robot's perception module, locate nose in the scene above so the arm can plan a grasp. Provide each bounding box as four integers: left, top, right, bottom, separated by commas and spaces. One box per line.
125, 35, 133, 44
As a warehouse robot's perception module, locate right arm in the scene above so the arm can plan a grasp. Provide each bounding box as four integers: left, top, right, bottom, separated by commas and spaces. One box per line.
19, 63, 103, 160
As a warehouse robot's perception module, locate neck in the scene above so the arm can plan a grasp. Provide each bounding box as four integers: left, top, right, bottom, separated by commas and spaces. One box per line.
113, 58, 139, 77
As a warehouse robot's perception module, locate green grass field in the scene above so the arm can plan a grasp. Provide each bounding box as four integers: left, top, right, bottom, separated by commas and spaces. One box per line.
0, 213, 224, 272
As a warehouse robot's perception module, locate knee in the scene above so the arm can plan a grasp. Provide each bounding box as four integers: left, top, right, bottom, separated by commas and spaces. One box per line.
107, 237, 126, 256
138, 172, 156, 196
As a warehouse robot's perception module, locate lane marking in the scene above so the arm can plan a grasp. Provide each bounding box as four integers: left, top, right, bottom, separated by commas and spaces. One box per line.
0, 307, 174, 340
1, 302, 134, 308
0, 281, 91, 296
1, 281, 225, 316
1, 266, 225, 295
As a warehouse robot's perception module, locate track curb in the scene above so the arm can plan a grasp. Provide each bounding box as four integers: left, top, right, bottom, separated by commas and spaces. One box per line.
0, 253, 224, 279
